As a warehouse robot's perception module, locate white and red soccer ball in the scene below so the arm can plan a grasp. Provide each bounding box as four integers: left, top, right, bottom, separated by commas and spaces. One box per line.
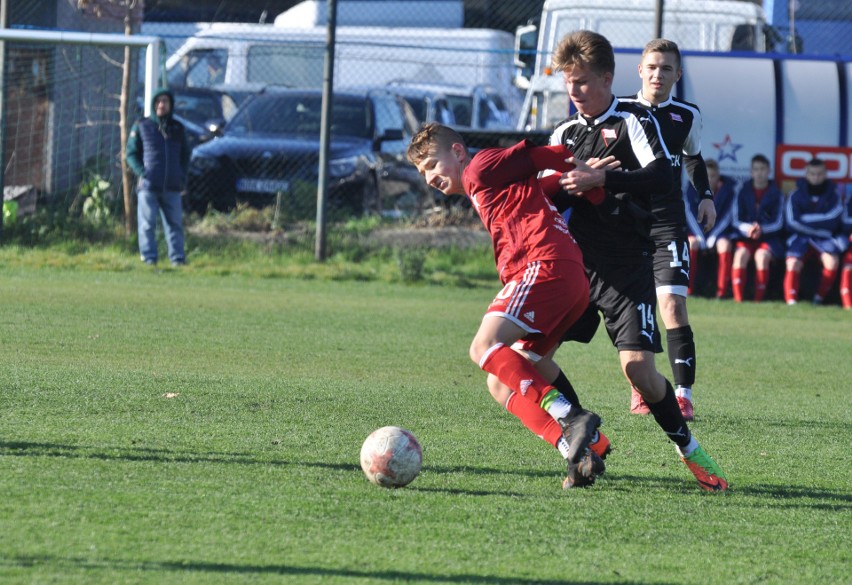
360, 426, 422, 488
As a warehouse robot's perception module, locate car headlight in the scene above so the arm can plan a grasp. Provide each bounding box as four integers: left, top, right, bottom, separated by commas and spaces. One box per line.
329, 155, 360, 179
190, 153, 219, 171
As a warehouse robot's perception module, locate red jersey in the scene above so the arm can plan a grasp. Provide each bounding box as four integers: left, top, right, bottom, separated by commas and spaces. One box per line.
462, 140, 585, 282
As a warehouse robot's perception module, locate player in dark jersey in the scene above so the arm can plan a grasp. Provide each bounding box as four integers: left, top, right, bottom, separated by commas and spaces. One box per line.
548, 30, 727, 491
407, 122, 611, 488
619, 39, 715, 421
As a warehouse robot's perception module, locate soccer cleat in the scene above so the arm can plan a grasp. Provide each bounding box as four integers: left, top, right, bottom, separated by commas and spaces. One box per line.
630, 387, 650, 415
563, 450, 605, 489
680, 445, 728, 492
589, 430, 612, 460
557, 408, 602, 464
677, 396, 694, 421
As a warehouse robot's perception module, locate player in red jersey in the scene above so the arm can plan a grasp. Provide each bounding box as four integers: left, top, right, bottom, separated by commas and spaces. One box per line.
407, 123, 612, 488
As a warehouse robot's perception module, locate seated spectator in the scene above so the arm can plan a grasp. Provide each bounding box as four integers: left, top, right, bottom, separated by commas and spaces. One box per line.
783, 158, 844, 305
731, 154, 785, 302
684, 158, 737, 297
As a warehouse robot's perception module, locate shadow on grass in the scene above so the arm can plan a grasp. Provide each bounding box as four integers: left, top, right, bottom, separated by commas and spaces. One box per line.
2, 554, 673, 584
598, 473, 852, 509
0, 440, 556, 478
4, 441, 849, 508
0, 440, 361, 470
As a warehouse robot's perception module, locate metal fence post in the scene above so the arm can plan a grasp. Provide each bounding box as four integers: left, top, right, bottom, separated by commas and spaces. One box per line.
315, 0, 338, 262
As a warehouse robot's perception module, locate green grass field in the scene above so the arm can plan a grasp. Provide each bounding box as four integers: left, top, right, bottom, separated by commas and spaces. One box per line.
0, 264, 849, 584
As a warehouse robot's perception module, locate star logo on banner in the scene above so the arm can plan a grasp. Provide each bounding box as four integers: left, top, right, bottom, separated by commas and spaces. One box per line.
713, 134, 743, 163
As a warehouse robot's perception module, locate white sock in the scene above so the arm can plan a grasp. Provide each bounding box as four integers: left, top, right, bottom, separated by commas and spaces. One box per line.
557, 437, 571, 460
543, 393, 572, 420
677, 437, 700, 458
675, 386, 692, 401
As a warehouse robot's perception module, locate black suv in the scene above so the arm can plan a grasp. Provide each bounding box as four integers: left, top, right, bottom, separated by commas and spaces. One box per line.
185, 87, 433, 217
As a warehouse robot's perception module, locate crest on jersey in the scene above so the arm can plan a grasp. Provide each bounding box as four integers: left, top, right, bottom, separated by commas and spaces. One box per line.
670, 112, 683, 122
601, 128, 617, 146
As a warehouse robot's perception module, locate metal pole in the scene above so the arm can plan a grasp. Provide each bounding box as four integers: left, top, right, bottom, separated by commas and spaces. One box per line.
315, 0, 337, 262
0, 0, 8, 238
788, 0, 797, 54
654, 0, 665, 39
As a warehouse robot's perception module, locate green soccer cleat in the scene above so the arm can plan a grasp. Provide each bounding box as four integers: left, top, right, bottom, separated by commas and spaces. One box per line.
680, 444, 728, 492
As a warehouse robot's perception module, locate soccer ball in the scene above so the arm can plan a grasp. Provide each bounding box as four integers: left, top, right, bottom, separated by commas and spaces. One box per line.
360, 426, 422, 488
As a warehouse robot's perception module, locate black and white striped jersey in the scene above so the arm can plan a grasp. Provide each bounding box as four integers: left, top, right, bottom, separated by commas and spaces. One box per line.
620, 91, 707, 230
549, 97, 672, 261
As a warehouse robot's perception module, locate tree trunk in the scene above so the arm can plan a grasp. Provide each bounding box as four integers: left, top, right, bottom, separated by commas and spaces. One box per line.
120, 14, 136, 235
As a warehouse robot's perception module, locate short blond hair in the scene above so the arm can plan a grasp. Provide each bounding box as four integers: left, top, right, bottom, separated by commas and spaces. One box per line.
406, 122, 466, 166
642, 38, 682, 69
551, 30, 615, 76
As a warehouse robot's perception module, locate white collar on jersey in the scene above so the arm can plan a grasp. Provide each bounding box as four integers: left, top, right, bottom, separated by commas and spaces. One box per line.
632, 90, 674, 109
579, 96, 619, 127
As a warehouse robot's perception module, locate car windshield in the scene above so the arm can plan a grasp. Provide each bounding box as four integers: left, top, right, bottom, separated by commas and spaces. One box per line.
226, 94, 371, 138
401, 96, 426, 122
173, 92, 224, 127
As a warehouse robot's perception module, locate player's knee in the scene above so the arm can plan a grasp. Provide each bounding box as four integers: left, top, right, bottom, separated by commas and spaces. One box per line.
658, 294, 687, 323
669, 297, 689, 324
469, 340, 485, 365
469, 336, 500, 367
824, 254, 839, 270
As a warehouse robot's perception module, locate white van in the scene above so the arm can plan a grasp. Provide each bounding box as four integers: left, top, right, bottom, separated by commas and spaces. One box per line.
515, 0, 772, 87
165, 23, 523, 118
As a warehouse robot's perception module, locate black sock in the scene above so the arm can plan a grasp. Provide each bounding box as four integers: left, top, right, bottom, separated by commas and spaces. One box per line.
552, 370, 582, 410
666, 325, 695, 388
647, 380, 691, 448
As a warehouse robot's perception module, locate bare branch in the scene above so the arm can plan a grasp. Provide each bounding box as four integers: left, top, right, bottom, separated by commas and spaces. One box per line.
97, 48, 124, 68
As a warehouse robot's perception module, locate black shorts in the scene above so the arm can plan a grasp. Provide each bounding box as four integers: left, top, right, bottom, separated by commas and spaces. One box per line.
564, 255, 662, 353
652, 233, 691, 296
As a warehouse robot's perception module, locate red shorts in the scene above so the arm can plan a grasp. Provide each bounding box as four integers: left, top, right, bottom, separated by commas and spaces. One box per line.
485, 260, 589, 361
736, 240, 771, 254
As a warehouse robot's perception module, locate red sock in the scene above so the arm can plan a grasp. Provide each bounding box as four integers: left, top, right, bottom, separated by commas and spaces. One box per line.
507, 393, 612, 456
817, 267, 838, 299
732, 267, 746, 302
688, 248, 698, 294
755, 268, 769, 302
784, 270, 800, 303
506, 392, 563, 447
479, 343, 553, 404
717, 251, 732, 297
841, 268, 852, 309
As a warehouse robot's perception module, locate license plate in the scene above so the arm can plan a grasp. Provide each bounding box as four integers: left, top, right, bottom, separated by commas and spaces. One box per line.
235, 178, 290, 194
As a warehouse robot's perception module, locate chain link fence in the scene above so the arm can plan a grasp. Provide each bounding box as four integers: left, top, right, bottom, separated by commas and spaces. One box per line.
3, 0, 851, 244
2, 38, 142, 226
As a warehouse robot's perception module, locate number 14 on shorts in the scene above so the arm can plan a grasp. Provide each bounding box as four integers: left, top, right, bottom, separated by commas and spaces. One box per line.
637, 303, 655, 343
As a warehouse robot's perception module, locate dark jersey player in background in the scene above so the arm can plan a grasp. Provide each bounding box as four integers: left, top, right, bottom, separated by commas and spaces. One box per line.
547, 30, 727, 491
620, 39, 715, 421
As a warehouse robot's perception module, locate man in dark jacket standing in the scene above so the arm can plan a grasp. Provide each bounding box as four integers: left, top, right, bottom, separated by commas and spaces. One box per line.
125, 88, 189, 266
